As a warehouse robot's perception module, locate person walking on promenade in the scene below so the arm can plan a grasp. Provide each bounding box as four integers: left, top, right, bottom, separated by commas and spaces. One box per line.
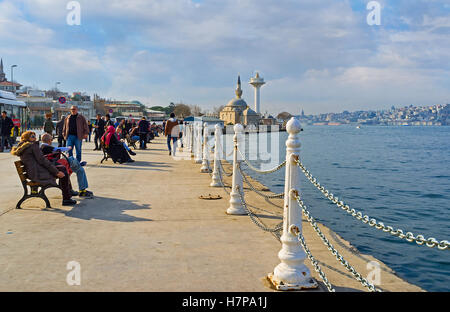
0, 111, 14, 152
11, 131, 77, 206
137, 116, 150, 150
56, 115, 66, 147
62, 105, 89, 165
93, 114, 106, 151
43, 113, 54, 135
87, 120, 93, 142
164, 113, 180, 156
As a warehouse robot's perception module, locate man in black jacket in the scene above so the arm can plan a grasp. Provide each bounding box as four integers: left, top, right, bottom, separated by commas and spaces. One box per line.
0, 111, 14, 152
56, 115, 66, 147
137, 116, 150, 149
93, 114, 106, 150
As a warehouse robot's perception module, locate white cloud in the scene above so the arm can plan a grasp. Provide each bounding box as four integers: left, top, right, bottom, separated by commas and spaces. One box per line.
0, 0, 448, 113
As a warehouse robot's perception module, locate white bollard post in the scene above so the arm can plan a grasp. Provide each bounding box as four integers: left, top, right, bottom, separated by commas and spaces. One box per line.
268, 117, 317, 291
226, 123, 246, 215
210, 124, 222, 187
194, 123, 202, 163
178, 122, 184, 153
200, 123, 211, 172
185, 123, 190, 152
189, 124, 194, 157
188, 124, 193, 152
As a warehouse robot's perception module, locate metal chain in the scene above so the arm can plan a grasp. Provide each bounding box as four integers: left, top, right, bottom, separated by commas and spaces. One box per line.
297, 233, 336, 292
237, 186, 283, 234
217, 165, 231, 195
218, 160, 233, 176
295, 159, 450, 251
205, 159, 213, 177
238, 164, 285, 199
217, 139, 234, 158
294, 193, 381, 292
237, 147, 286, 174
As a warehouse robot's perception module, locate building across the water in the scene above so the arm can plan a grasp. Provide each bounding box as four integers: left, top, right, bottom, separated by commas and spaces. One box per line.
219, 76, 260, 126
0, 58, 22, 94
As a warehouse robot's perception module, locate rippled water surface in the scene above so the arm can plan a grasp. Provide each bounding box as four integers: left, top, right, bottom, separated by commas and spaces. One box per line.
225, 125, 450, 292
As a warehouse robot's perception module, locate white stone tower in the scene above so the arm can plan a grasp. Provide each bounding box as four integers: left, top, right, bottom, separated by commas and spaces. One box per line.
249, 72, 265, 114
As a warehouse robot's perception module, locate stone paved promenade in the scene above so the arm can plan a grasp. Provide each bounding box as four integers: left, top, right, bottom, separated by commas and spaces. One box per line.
0, 136, 423, 292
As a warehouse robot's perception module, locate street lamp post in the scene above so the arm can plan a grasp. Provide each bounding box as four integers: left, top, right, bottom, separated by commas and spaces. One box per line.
11, 65, 17, 95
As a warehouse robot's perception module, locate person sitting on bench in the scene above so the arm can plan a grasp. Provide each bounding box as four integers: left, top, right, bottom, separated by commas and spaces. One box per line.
101, 126, 135, 164
11, 131, 77, 206
40, 133, 93, 198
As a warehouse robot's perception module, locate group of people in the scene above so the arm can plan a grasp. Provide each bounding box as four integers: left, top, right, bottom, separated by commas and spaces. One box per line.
10, 105, 186, 207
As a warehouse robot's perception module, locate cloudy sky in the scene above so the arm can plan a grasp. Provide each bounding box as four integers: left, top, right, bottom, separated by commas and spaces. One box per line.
0, 0, 449, 115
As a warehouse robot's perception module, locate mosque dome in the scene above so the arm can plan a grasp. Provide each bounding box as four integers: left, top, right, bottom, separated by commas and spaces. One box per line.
226, 98, 248, 108
243, 106, 258, 115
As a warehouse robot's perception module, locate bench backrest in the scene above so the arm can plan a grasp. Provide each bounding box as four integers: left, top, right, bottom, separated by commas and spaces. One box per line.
14, 160, 28, 183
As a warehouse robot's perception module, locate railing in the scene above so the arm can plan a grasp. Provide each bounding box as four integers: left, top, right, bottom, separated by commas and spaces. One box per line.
189, 117, 449, 292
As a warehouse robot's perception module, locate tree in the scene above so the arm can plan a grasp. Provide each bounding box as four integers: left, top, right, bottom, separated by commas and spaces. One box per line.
71, 94, 82, 101
190, 105, 203, 116
213, 105, 225, 116
150, 106, 166, 112
173, 104, 191, 118
277, 112, 293, 120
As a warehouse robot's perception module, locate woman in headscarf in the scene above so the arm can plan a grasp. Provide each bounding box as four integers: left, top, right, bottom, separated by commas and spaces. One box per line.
101, 126, 134, 163
11, 131, 77, 206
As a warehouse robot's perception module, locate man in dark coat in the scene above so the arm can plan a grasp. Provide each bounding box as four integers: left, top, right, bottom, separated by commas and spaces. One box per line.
104, 114, 114, 129
0, 111, 14, 152
137, 116, 150, 149
56, 115, 66, 147
93, 114, 106, 150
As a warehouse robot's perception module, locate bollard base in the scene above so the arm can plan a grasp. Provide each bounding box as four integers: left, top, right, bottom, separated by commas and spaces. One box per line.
267, 273, 318, 291
226, 207, 247, 215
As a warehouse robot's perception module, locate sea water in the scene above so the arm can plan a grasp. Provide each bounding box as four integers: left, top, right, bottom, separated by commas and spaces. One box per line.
225, 125, 450, 292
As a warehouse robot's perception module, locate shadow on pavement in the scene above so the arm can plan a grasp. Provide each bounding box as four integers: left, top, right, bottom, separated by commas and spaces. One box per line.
91, 160, 172, 171
43, 196, 152, 222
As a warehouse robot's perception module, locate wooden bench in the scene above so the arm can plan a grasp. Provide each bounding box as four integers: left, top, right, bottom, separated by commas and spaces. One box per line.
100, 142, 110, 163
14, 160, 58, 209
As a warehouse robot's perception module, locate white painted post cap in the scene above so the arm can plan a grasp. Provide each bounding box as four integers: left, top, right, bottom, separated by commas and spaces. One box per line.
286, 117, 302, 134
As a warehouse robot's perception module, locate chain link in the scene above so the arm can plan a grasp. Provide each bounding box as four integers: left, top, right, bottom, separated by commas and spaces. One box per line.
238, 164, 285, 199
218, 160, 233, 176
217, 139, 234, 158
295, 159, 450, 251
217, 164, 231, 195
294, 193, 381, 292
297, 233, 336, 292
237, 147, 286, 174
237, 186, 283, 234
